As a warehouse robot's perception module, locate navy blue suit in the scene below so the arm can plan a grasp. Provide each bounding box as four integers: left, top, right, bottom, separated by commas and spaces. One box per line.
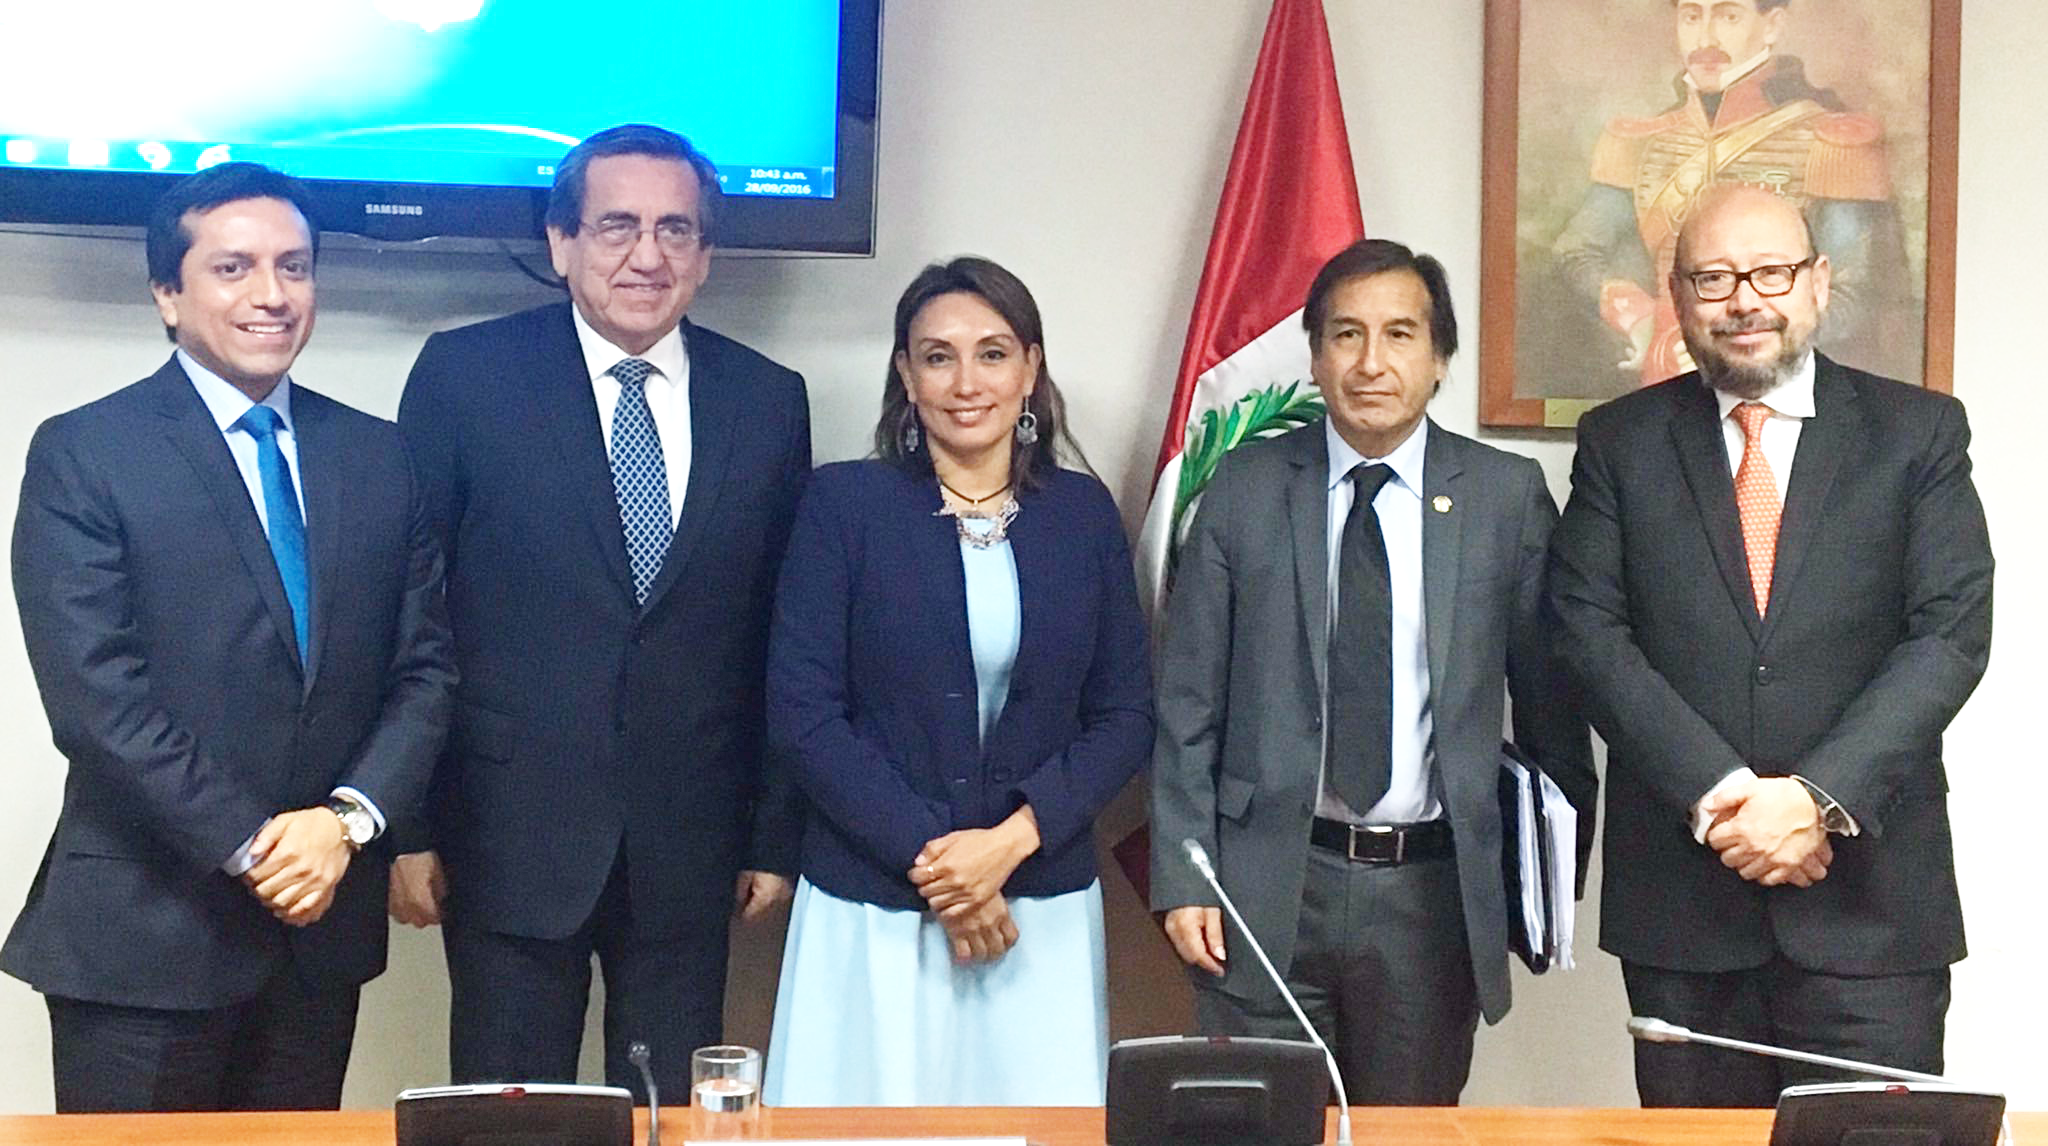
397, 302, 809, 1100
767, 460, 1152, 910
5, 357, 454, 1110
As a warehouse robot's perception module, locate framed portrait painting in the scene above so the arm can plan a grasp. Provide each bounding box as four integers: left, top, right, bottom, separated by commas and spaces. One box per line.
1479, 0, 1959, 428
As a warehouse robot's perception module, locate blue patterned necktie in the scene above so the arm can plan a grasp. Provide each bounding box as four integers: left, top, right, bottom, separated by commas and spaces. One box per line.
233, 405, 310, 658
609, 358, 673, 606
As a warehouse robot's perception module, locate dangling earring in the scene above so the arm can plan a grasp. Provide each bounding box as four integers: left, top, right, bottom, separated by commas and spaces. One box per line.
1013, 411, 1039, 447
901, 416, 923, 454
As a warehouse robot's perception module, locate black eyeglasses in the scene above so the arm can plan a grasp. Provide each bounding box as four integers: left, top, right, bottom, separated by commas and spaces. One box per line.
1682, 257, 1814, 302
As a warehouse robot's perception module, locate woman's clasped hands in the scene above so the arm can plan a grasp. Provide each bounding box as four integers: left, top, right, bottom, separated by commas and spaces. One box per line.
909, 807, 1041, 965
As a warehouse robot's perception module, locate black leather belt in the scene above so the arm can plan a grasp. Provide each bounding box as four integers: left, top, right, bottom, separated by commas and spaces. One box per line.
1310, 817, 1454, 864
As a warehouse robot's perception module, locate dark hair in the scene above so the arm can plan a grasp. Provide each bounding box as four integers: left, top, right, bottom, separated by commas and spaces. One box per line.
874, 256, 1086, 490
145, 164, 315, 290
145, 162, 320, 342
1301, 238, 1458, 362
546, 123, 722, 244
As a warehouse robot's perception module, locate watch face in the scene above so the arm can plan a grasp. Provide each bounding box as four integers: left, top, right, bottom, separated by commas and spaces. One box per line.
345, 810, 375, 845
330, 801, 374, 845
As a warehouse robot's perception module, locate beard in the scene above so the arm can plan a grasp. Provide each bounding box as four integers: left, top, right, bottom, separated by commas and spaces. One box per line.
1683, 311, 1815, 399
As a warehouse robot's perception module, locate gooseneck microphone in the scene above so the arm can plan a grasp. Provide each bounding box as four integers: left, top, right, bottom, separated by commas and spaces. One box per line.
1183, 838, 1353, 1146
1625, 1016, 1947, 1083
1628, 1017, 2014, 1146
627, 1041, 661, 1146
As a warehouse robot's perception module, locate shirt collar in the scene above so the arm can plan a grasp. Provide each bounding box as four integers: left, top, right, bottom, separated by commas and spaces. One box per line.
1325, 416, 1428, 497
179, 349, 293, 434
570, 306, 688, 388
1686, 47, 1773, 93
1713, 350, 1817, 422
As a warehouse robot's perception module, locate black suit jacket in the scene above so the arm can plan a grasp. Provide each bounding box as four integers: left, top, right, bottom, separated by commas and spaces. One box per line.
2, 357, 454, 1009
396, 302, 810, 941
1549, 355, 1993, 975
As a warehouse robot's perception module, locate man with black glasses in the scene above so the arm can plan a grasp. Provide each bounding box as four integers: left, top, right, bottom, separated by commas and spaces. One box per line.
393, 124, 810, 1102
1549, 184, 1993, 1106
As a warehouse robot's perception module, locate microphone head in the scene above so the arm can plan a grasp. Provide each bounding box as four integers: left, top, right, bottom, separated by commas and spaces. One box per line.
1180, 837, 1215, 878
1627, 1016, 1690, 1044
627, 1041, 651, 1067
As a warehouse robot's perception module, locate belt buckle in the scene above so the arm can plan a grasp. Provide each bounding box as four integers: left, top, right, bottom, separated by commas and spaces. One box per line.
1349, 824, 1401, 864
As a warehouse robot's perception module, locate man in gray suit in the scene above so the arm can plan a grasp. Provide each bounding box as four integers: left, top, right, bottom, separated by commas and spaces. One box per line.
1150, 239, 1595, 1103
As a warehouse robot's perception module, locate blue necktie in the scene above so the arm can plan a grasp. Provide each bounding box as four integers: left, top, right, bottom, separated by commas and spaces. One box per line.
234, 405, 310, 658
609, 359, 673, 606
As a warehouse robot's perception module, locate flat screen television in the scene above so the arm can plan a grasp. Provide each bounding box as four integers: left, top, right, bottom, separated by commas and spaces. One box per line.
0, 0, 879, 254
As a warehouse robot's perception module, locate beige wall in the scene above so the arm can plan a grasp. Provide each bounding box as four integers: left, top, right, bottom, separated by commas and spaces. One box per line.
0, 0, 2039, 1113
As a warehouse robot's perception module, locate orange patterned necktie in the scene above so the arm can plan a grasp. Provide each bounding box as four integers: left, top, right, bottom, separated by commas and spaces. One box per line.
1732, 401, 1781, 616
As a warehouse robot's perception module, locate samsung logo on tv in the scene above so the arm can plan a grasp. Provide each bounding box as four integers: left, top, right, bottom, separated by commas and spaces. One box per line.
365, 203, 424, 216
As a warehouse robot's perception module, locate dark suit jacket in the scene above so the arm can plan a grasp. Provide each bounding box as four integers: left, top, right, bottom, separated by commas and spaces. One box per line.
396, 302, 810, 941
1150, 419, 1595, 1024
767, 461, 1152, 911
2, 357, 454, 1010
1548, 355, 1993, 975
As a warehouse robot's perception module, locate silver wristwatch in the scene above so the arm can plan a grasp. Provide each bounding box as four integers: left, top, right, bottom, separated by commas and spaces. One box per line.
324, 795, 377, 852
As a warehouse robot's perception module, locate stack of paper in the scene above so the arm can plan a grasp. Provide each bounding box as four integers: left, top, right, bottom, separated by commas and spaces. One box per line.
1499, 742, 1579, 973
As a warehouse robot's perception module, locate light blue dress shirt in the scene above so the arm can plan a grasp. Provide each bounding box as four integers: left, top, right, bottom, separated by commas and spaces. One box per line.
179, 352, 385, 870
1316, 417, 1440, 825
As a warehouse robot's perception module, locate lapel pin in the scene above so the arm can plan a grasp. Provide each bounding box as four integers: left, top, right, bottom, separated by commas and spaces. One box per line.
1432, 495, 1452, 513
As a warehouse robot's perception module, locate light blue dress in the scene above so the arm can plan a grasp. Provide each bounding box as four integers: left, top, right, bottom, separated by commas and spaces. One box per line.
763, 517, 1110, 1106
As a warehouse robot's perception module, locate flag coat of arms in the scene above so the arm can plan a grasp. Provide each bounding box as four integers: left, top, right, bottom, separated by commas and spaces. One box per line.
1117, 0, 1363, 900
1133, 0, 1365, 622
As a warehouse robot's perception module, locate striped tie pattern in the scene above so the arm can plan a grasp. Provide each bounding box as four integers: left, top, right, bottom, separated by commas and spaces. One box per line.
608, 358, 672, 606
1732, 401, 1781, 617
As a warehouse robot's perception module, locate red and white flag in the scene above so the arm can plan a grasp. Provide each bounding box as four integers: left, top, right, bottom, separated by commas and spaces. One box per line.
1133, 0, 1364, 621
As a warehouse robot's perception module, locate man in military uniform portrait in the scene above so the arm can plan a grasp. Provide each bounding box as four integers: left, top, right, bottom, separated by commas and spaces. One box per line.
1542, 0, 1923, 392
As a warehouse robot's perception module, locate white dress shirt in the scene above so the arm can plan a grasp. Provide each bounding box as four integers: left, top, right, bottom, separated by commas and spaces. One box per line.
573, 307, 691, 527
182, 351, 386, 870
1691, 353, 1858, 839
1316, 417, 1440, 825
1712, 350, 1813, 503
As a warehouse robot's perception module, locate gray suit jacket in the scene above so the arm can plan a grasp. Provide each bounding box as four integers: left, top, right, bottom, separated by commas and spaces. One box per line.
1150, 418, 1594, 1023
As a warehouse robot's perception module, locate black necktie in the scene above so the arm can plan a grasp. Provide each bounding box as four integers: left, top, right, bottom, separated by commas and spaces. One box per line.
1328, 462, 1396, 812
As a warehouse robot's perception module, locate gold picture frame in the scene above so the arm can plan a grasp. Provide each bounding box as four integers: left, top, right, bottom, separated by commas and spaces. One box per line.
1479, 0, 1958, 428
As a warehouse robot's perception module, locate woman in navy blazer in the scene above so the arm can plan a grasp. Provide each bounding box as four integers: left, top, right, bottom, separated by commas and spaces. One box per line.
763, 258, 1152, 1106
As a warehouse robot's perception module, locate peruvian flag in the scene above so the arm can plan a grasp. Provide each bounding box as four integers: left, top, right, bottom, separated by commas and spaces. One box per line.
1116, 0, 1361, 899
1133, 0, 1364, 622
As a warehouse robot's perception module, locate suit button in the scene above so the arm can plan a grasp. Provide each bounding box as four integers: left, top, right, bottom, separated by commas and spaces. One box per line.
613, 717, 627, 735
1311, 715, 1323, 731
1755, 664, 1773, 685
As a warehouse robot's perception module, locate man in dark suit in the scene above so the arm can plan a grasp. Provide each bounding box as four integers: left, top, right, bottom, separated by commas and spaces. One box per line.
1150, 239, 1595, 1104
3, 163, 454, 1112
1548, 184, 1993, 1106
392, 124, 810, 1100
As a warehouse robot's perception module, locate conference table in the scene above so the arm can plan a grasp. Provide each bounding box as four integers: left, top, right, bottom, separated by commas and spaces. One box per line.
0, 1107, 2041, 1145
